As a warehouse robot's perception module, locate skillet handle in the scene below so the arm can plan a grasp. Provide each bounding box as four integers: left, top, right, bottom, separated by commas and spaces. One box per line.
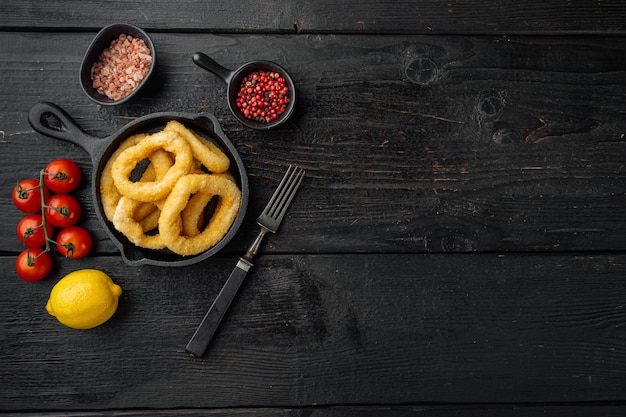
198, 112, 227, 140
192, 52, 235, 83
28, 102, 103, 159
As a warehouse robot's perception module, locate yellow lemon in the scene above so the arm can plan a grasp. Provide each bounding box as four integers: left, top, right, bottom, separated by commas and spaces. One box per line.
46, 269, 122, 329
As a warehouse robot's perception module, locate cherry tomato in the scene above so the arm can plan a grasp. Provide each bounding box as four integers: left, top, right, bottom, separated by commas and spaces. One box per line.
55, 226, 92, 259
12, 179, 50, 213
17, 214, 54, 247
43, 159, 82, 194
44, 194, 82, 228
15, 247, 53, 281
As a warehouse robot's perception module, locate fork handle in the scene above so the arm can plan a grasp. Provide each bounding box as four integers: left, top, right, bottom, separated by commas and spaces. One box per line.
185, 258, 253, 357
243, 226, 270, 262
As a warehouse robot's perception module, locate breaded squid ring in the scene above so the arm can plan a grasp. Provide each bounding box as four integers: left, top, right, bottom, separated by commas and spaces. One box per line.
112, 196, 166, 250
159, 174, 241, 256
131, 150, 171, 223
149, 148, 173, 178
139, 205, 161, 233
102, 141, 171, 224
181, 172, 236, 236
111, 131, 193, 202
100, 133, 149, 222
181, 191, 212, 237
133, 201, 158, 222
164, 120, 230, 173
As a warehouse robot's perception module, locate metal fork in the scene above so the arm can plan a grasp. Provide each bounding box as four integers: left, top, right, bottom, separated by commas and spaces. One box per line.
185, 165, 305, 357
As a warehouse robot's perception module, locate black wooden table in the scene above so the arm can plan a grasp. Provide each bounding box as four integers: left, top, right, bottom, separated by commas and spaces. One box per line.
2, 2, 626, 416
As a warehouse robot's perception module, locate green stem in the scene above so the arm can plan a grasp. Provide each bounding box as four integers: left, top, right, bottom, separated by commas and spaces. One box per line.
38, 169, 51, 254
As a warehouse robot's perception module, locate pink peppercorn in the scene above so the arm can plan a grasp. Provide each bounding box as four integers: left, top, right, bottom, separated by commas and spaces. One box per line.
235, 70, 290, 123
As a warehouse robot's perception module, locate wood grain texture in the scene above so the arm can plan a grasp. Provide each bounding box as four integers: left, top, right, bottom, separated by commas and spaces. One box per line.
2, 1, 626, 34
1, 254, 626, 410
1, 33, 624, 254
2, 2, 626, 414
12, 405, 626, 417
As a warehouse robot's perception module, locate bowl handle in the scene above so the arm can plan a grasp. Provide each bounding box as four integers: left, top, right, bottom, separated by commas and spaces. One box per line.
28, 102, 104, 159
192, 52, 235, 83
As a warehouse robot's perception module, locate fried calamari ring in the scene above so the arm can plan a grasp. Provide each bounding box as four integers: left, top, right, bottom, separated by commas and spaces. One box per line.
159, 174, 241, 256
164, 120, 230, 173
182, 172, 236, 236
133, 201, 158, 222
112, 196, 166, 250
101, 136, 172, 222
111, 131, 193, 202
131, 150, 172, 222
100, 133, 149, 221
110, 150, 170, 247
139, 206, 161, 232
149, 148, 173, 178
181, 191, 212, 237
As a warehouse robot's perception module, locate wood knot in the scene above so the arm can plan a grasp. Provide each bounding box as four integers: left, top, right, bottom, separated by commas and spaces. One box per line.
477, 95, 504, 118
492, 124, 522, 145
425, 227, 478, 252
405, 58, 440, 86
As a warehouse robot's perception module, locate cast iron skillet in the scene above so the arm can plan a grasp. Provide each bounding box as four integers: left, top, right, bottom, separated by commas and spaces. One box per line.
28, 102, 249, 267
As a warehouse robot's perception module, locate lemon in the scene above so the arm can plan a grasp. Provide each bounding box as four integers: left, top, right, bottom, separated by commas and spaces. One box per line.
46, 269, 122, 329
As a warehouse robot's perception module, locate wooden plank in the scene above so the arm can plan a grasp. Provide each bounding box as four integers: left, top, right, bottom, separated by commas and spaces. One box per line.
1, 32, 625, 254
1, 253, 625, 410
2, 1, 626, 34
13, 404, 626, 417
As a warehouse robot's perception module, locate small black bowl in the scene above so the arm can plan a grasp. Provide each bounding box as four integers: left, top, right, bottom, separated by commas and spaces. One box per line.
192, 52, 296, 130
80, 23, 156, 106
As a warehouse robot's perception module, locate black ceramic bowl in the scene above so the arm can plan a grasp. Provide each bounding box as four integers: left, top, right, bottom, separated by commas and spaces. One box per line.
80, 23, 156, 105
192, 52, 296, 130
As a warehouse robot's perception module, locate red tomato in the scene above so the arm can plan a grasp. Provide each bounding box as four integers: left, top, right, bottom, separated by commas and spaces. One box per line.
56, 226, 92, 259
44, 194, 82, 228
43, 159, 82, 193
15, 247, 53, 281
17, 214, 54, 247
12, 179, 50, 213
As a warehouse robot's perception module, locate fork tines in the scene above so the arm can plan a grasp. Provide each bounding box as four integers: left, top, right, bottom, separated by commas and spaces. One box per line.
261, 165, 305, 225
